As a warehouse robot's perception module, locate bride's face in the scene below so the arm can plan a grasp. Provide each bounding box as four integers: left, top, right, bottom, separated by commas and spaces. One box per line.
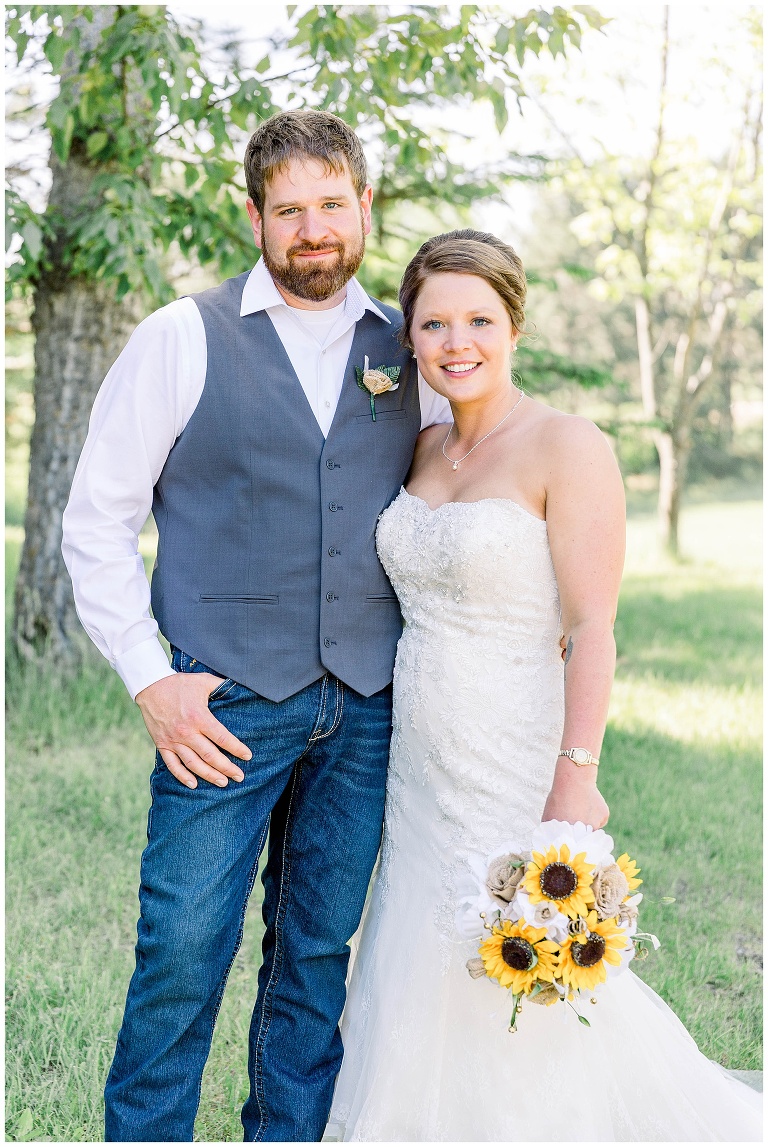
410, 273, 518, 404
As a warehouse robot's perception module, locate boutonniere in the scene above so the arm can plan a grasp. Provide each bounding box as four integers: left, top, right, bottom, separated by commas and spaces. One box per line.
355, 355, 401, 421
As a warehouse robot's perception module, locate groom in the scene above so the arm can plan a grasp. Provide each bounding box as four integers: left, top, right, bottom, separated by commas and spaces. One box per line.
62, 108, 449, 1142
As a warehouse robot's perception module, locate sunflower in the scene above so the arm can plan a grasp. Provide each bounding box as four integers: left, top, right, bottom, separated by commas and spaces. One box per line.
558, 910, 630, 990
616, 852, 643, 893
479, 919, 559, 995
521, 843, 595, 919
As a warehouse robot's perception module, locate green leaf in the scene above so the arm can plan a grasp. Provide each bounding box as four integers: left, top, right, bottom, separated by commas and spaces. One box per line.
255, 55, 271, 74
548, 26, 565, 57
377, 365, 401, 381
489, 85, 508, 133
494, 25, 511, 56
577, 1014, 591, 1027
14, 1109, 35, 1141
21, 219, 43, 262
86, 130, 109, 157
14, 30, 30, 62
52, 111, 75, 163
44, 29, 67, 73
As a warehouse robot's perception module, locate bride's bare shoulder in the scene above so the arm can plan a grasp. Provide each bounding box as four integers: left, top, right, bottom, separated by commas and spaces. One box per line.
525, 402, 614, 465
414, 421, 449, 458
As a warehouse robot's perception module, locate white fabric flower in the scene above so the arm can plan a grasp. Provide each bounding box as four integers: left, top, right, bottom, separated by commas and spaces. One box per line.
531, 819, 615, 868
511, 888, 569, 942
454, 844, 526, 939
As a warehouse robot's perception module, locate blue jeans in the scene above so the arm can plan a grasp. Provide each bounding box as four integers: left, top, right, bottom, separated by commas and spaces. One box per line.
104, 649, 392, 1142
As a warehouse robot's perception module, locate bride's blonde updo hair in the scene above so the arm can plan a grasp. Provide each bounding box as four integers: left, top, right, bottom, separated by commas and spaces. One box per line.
398, 229, 528, 351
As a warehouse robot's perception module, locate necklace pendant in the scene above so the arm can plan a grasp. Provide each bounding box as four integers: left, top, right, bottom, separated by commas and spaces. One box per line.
452, 461, 459, 471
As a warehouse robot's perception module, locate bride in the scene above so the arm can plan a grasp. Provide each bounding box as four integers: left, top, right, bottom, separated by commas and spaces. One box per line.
327, 230, 761, 1141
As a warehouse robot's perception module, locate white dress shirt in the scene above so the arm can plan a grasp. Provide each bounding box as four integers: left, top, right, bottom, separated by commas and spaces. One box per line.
61, 260, 452, 700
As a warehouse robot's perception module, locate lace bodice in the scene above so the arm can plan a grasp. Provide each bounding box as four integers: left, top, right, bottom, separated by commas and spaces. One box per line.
378, 488, 561, 647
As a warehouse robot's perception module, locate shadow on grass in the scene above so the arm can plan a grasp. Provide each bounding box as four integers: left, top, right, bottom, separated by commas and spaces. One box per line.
615, 579, 762, 687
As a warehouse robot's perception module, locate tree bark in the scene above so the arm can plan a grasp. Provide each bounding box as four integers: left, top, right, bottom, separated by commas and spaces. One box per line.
654, 428, 690, 557
12, 7, 143, 667
14, 270, 140, 664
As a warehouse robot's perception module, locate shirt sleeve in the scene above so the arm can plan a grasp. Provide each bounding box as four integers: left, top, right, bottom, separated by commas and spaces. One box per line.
61, 297, 206, 700
417, 370, 453, 429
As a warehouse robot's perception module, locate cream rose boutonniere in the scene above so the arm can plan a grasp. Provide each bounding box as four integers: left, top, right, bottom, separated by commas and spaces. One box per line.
355, 355, 401, 421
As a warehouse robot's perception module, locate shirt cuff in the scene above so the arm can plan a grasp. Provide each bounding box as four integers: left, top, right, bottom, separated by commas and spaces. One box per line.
114, 637, 176, 701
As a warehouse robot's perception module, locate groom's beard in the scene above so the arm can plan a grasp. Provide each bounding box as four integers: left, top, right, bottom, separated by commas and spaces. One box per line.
261, 226, 366, 303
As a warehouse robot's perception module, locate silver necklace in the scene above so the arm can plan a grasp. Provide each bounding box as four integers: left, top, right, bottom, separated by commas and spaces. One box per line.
441, 388, 525, 471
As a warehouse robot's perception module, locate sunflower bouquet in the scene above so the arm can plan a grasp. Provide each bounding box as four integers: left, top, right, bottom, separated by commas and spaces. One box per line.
456, 820, 660, 1031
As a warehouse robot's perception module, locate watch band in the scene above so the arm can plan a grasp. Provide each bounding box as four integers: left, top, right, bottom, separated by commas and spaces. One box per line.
558, 747, 600, 767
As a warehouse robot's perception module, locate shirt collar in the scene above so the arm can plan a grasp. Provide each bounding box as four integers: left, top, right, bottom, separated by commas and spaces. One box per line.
240, 258, 391, 325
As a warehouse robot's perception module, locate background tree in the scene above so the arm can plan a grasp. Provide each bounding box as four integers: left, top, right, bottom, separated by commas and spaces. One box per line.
557, 7, 762, 553
6, 2, 606, 667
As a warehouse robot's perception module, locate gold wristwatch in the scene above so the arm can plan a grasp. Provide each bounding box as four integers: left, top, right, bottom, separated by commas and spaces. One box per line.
558, 747, 600, 767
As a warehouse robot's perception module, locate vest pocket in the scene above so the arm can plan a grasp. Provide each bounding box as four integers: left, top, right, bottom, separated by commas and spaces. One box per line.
199, 594, 279, 604
354, 409, 408, 421
365, 593, 398, 603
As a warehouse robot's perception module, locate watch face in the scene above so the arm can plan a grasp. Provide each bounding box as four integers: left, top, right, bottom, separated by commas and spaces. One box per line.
572, 748, 590, 765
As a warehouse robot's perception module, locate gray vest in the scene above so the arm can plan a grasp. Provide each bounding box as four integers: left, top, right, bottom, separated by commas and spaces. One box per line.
150, 271, 421, 702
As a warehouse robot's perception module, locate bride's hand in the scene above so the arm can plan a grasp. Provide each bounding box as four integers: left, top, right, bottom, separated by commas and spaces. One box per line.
541, 768, 609, 828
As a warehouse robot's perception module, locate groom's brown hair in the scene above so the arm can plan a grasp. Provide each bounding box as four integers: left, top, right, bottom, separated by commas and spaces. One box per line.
244, 110, 368, 212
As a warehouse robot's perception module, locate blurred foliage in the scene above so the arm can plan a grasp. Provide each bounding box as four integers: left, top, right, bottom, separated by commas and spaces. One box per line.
4, 5, 761, 512
5, 3, 606, 302
6, 4, 276, 300
554, 9, 762, 549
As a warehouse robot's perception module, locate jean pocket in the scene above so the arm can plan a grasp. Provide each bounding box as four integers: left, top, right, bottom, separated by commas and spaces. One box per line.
173, 648, 236, 699
208, 676, 236, 701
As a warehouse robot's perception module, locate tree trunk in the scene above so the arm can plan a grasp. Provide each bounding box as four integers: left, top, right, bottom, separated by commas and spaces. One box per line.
654, 428, 689, 557
13, 271, 140, 665
12, 7, 143, 667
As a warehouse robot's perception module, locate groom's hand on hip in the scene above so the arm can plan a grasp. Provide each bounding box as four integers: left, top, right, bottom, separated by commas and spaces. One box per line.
135, 674, 251, 789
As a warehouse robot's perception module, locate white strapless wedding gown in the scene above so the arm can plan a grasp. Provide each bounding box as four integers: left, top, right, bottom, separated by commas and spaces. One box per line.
328, 488, 761, 1142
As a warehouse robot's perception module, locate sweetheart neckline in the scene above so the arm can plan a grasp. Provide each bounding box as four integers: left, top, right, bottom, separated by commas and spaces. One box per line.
399, 486, 547, 525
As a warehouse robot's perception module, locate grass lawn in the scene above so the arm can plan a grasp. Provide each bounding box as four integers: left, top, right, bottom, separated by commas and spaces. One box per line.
5, 498, 763, 1142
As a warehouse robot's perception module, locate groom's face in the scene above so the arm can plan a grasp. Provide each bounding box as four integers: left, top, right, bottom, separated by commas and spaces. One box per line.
246, 157, 373, 306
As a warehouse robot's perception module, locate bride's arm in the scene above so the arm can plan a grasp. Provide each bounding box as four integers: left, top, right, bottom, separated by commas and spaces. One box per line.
540, 414, 626, 827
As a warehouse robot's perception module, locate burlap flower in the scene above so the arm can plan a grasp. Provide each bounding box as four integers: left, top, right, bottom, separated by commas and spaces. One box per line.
466, 957, 487, 979
528, 982, 562, 1007
486, 853, 526, 907
616, 897, 640, 930
355, 356, 401, 420
362, 368, 398, 395
591, 863, 630, 920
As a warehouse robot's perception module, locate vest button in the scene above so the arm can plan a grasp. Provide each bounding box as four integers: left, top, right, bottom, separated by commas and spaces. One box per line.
329, 502, 338, 511
323, 638, 331, 648
326, 459, 335, 469
326, 592, 336, 603
328, 547, 338, 557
